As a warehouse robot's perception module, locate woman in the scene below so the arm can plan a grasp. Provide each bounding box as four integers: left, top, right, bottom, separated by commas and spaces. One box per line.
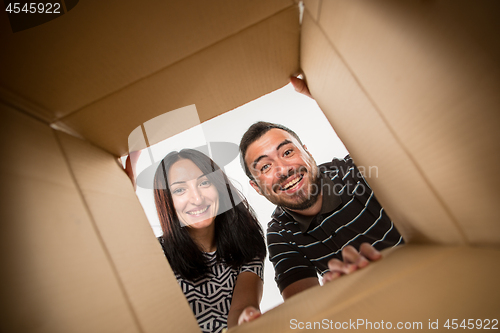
153, 149, 266, 333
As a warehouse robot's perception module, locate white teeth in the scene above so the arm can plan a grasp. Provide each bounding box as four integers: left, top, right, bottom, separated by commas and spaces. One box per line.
187, 206, 209, 215
282, 175, 302, 190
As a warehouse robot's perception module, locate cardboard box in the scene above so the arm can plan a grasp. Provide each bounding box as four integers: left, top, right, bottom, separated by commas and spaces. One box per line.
1, 0, 499, 332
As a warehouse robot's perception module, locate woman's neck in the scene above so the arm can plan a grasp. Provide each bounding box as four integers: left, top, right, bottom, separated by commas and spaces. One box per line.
187, 222, 216, 252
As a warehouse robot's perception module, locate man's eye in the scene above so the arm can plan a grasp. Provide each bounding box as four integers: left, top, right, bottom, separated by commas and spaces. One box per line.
260, 164, 270, 172
284, 149, 293, 156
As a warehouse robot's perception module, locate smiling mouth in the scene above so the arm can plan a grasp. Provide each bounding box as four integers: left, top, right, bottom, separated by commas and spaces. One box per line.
280, 174, 304, 191
186, 206, 210, 216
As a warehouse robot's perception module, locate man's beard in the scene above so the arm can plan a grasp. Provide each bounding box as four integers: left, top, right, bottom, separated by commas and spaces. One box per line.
265, 171, 322, 210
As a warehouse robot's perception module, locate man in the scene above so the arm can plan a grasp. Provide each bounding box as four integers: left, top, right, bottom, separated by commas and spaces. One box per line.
239, 120, 403, 302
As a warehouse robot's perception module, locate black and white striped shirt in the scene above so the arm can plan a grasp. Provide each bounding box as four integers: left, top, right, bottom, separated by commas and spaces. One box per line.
175, 252, 263, 333
267, 155, 403, 292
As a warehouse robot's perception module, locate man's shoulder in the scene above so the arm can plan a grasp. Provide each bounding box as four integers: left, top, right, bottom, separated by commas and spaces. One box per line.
268, 205, 284, 221
318, 154, 351, 169
318, 155, 357, 180
267, 206, 298, 232
268, 206, 285, 230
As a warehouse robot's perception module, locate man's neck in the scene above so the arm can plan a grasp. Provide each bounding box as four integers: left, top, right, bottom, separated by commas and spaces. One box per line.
288, 192, 323, 217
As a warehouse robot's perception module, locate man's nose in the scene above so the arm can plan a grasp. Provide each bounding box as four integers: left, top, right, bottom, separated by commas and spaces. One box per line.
275, 160, 293, 179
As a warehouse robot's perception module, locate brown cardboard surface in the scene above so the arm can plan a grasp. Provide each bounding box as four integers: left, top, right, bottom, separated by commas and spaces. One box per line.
0, 104, 140, 333
0, 0, 293, 122
303, 0, 322, 22
54, 6, 300, 156
300, 12, 465, 244
55, 130, 200, 333
315, 0, 500, 245
231, 245, 500, 332
2, 1, 499, 331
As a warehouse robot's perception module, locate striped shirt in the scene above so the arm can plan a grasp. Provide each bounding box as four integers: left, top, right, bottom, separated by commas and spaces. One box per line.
267, 155, 403, 292
175, 252, 263, 333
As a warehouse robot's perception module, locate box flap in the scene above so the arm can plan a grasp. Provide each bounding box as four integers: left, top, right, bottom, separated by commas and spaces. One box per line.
0, 104, 141, 332
0, 1, 299, 157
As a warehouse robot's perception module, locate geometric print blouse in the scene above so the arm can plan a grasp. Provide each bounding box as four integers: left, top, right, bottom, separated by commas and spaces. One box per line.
175, 251, 263, 333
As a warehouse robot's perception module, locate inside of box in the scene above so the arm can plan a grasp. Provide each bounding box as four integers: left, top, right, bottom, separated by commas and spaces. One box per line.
129, 83, 350, 313
1, 0, 499, 332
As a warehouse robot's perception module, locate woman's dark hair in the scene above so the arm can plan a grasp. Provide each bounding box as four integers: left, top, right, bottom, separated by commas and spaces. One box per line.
154, 149, 266, 281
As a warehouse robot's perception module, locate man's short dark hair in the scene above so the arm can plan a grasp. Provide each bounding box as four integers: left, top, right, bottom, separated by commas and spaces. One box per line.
239, 121, 303, 179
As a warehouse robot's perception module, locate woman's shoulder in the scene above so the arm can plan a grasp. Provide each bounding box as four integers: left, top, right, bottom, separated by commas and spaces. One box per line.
239, 258, 264, 280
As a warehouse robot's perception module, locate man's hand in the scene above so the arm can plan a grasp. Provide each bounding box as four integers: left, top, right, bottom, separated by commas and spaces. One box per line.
322, 243, 382, 283
290, 75, 312, 98
237, 306, 261, 325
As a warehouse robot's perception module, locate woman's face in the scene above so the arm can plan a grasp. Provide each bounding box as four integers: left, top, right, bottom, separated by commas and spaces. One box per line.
168, 158, 219, 229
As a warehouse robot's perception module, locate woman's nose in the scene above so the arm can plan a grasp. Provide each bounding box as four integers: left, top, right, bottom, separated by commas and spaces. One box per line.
189, 188, 203, 205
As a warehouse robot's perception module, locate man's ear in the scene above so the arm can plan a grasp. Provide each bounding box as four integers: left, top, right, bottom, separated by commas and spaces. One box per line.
249, 180, 262, 195
303, 144, 313, 157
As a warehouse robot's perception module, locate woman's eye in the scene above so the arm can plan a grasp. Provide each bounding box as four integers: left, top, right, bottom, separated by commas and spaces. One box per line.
172, 187, 185, 195
200, 180, 211, 187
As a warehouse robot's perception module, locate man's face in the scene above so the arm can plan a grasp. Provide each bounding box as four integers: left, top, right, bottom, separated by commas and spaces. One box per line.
244, 128, 321, 210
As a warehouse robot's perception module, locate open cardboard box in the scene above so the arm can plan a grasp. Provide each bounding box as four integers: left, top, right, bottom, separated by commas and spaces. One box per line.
1, 0, 499, 332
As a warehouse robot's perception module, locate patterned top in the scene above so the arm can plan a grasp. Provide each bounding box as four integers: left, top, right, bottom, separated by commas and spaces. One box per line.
175, 251, 263, 333
267, 155, 404, 292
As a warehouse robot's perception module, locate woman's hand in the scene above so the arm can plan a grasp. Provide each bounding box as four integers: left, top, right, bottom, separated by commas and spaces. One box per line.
226, 271, 263, 328
238, 306, 261, 325
124, 150, 141, 190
